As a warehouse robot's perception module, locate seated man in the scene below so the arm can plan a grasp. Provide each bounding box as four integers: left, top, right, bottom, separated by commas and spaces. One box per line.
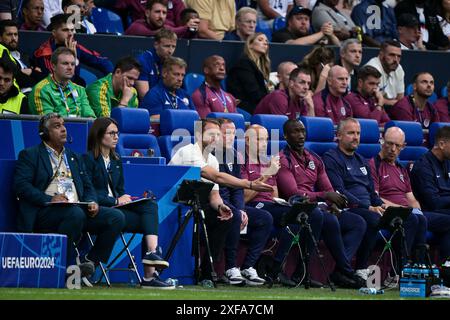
140, 56, 195, 121
274, 61, 297, 91
390, 72, 439, 129
223, 6, 257, 41
86, 56, 141, 117
322, 118, 419, 281
125, 0, 199, 39
410, 126, 450, 263
13, 113, 125, 279
344, 65, 390, 125
254, 67, 314, 119
135, 28, 177, 100
256, 0, 293, 25
277, 119, 367, 288
272, 5, 340, 46
313, 65, 352, 125
0, 58, 28, 114
169, 118, 273, 282
192, 55, 237, 119
29, 47, 96, 117
32, 13, 113, 86
396, 13, 426, 51
434, 81, 450, 122
20, 0, 46, 31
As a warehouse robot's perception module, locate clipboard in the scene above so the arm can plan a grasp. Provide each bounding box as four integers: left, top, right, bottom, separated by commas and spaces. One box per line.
113, 197, 152, 208
45, 201, 93, 207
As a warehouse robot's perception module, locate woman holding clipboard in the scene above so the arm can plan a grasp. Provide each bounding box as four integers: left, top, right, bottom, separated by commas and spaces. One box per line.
83, 117, 174, 289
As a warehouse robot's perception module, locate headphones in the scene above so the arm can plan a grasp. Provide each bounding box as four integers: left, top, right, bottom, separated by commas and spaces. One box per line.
38, 113, 59, 141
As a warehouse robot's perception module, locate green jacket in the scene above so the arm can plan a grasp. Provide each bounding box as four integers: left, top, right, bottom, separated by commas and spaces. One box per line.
86, 73, 138, 117
28, 75, 96, 118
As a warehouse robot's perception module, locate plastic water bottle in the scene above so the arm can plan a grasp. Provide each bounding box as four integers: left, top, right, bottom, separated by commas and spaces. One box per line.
166, 278, 179, 287
359, 287, 384, 295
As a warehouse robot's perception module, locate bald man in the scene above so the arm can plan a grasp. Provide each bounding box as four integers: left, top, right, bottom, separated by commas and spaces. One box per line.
192, 55, 237, 119
313, 65, 352, 125
276, 61, 297, 90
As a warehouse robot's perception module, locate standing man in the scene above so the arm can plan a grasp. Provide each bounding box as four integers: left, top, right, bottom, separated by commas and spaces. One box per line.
86, 57, 141, 117
29, 47, 96, 117
192, 55, 237, 119
13, 113, 125, 277
338, 39, 362, 92
0, 58, 28, 114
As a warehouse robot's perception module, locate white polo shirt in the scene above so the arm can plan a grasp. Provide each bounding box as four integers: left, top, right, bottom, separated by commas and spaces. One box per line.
169, 143, 220, 191
365, 56, 405, 100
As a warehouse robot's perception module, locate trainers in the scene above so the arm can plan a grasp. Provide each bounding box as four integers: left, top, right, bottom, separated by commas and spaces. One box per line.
355, 268, 370, 281
383, 274, 399, 289
223, 267, 245, 285
241, 267, 265, 286
330, 271, 360, 289
141, 277, 175, 290
142, 251, 169, 269
277, 272, 296, 287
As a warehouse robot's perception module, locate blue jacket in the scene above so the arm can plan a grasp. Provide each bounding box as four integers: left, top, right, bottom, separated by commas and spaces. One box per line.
13, 143, 97, 232
323, 147, 383, 209
216, 149, 245, 210
137, 48, 162, 91
83, 151, 125, 207
410, 150, 450, 211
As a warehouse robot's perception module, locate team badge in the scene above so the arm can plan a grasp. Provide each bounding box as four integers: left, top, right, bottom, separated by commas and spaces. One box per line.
423, 119, 430, 128
227, 163, 233, 171
308, 161, 315, 170
360, 167, 367, 175
341, 106, 346, 116
183, 98, 189, 106
399, 174, 404, 183
256, 202, 264, 209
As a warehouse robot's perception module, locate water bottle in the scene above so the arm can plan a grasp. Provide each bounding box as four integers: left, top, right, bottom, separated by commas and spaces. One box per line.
166, 278, 179, 287
402, 263, 411, 278
359, 287, 384, 295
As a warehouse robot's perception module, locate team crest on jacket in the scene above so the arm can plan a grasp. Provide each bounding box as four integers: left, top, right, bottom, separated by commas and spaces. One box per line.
360, 167, 367, 175
227, 163, 233, 171
399, 174, 404, 183
308, 161, 315, 170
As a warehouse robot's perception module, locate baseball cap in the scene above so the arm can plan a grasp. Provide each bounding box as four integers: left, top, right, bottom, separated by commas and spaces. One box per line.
397, 13, 419, 28
287, 5, 312, 20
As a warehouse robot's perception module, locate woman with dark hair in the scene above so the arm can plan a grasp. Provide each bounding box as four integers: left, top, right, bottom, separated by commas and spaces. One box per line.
298, 45, 335, 93
83, 117, 174, 289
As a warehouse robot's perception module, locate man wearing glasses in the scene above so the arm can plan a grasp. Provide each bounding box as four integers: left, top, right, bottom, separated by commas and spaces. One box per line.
223, 7, 257, 41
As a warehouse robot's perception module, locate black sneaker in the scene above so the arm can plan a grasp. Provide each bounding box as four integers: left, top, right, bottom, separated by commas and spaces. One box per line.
277, 272, 296, 287
330, 271, 360, 289
141, 272, 175, 290
142, 251, 169, 269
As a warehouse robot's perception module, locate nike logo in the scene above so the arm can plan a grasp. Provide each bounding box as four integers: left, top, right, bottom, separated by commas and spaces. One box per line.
294, 165, 300, 168
382, 175, 389, 179
347, 167, 351, 170
211, 98, 217, 102
249, 171, 255, 174
437, 175, 441, 178
164, 101, 170, 105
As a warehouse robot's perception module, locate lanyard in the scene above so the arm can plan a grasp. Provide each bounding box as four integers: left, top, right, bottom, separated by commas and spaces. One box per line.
46, 147, 71, 179
55, 79, 79, 116
164, 90, 184, 109
146, 50, 161, 78
208, 85, 228, 111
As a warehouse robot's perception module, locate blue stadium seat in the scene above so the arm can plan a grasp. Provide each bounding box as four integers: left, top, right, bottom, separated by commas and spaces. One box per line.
384, 120, 428, 162
183, 73, 205, 96
255, 19, 272, 41
442, 85, 448, 98
357, 118, 381, 159
111, 108, 161, 158
236, 107, 251, 122
273, 16, 286, 31
250, 114, 288, 140
80, 68, 98, 86
90, 7, 124, 35
300, 116, 336, 156
206, 112, 246, 132
429, 122, 450, 147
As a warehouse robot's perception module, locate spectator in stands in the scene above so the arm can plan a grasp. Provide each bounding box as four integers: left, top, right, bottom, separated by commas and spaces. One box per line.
390, 72, 439, 129
0, 0, 20, 21
256, 0, 293, 25
86, 57, 141, 117
365, 40, 404, 108
0, 20, 45, 92
254, 67, 314, 118
135, 28, 177, 100
185, 0, 236, 40
32, 13, 113, 87
434, 80, 450, 122
351, 0, 398, 47
298, 46, 334, 93
13, 112, 125, 279
216, 118, 272, 286
275, 61, 297, 90
276, 119, 367, 288
125, 0, 199, 38
169, 119, 273, 283
410, 125, 450, 263
313, 65, 352, 124
272, 5, 340, 45
344, 65, 390, 125
227, 32, 271, 114
223, 6, 257, 41
395, 0, 450, 50
192, 55, 237, 119
29, 47, 96, 117
397, 13, 426, 50
0, 58, 28, 114
311, 0, 356, 41
20, 0, 46, 31
141, 56, 194, 120
338, 38, 362, 92
62, 0, 96, 34
42, 0, 63, 28
83, 117, 174, 289
179, 7, 200, 30
437, 0, 450, 41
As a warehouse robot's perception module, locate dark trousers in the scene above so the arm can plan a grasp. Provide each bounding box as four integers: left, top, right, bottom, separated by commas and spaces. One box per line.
35, 205, 125, 265
224, 204, 273, 270
424, 210, 450, 261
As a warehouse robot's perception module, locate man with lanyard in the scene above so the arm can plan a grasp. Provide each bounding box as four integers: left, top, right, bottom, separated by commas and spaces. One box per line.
13, 113, 125, 282
390, 72, 439, 130
410, 126, 450, 264
254, 67, 314, 119
135, 28, 177, 100
313, 65, 352, 125
0, 58, 28, 114
276, 119, 367, 288
141, 56, 195, 121
192, 55, 237, 119
344, 65, 390, 126
29, 47, 96, 117
86, 56, 141, 117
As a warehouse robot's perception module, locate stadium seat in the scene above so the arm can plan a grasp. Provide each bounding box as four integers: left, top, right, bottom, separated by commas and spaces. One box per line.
80, 68, 98, 86
236, 107, 251, 122
405, 83, 413, 96
384, 120, 428, 162
183, 73, 205, 96
273, 16, 286, 31
206, 112, 246, 132
255, 19, 272, 41
111, 108, 161, 158
90, 7, 124, 35
429, 122, 450, 147
250, 114, 288, 140
441, 85, 448, 98
301, 116, 337, 156
357, 118, 381, 159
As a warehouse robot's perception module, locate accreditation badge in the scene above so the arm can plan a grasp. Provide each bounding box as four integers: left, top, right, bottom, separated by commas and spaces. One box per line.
57, 177, 76, 202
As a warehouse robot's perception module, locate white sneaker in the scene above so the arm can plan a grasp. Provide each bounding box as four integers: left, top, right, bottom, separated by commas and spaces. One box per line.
224, 267, 245, 285
241, 267, 265, 286
355, 269, 370, 281
383, 274, 399, 288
